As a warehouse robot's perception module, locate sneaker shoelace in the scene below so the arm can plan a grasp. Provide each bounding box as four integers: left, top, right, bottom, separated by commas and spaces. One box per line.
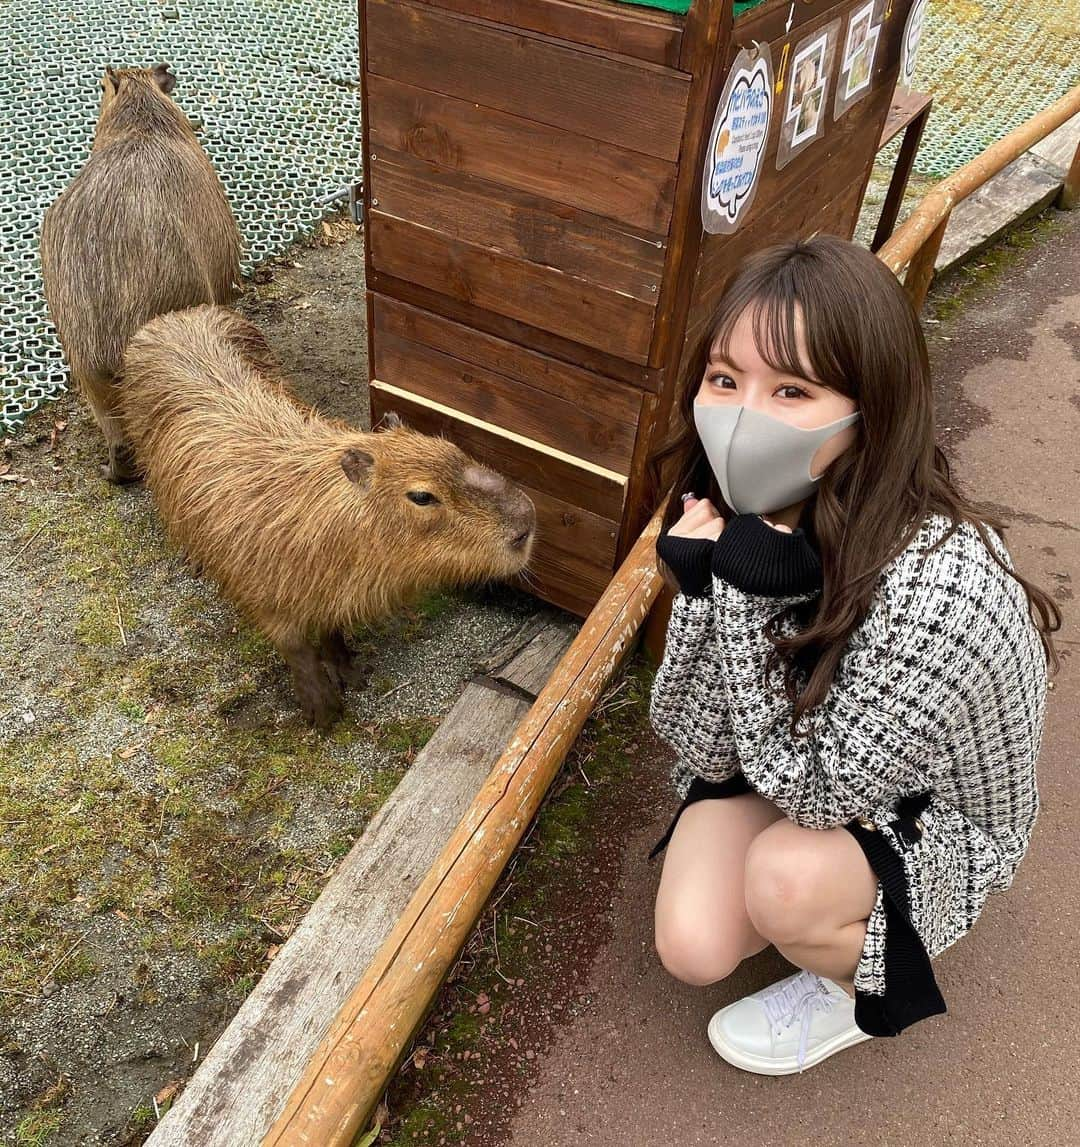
758, 971, 835, 1069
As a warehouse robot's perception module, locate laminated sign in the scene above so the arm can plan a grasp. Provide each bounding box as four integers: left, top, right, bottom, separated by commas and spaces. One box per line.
701, 43, 773, 234
900, 0, 928, 90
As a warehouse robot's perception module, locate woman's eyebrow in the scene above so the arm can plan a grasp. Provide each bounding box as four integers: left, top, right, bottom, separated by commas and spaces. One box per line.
708, 350, 743, 372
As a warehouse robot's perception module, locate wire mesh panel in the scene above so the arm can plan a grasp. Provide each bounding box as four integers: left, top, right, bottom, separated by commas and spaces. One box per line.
0, 0, 360, 434
907, 0, 1080, 178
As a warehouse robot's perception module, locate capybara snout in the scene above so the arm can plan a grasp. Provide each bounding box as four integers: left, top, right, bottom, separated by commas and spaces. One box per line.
120, 305, 536, 728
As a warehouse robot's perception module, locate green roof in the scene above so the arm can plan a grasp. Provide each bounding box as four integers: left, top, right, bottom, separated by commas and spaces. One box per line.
613, 0, 768, 14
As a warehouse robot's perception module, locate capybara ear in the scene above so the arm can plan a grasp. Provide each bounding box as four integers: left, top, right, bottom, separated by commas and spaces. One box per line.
341, 447, 374, 486
102, 68, 120, 96
379, 411, 406, 431
151, 63, 177, 94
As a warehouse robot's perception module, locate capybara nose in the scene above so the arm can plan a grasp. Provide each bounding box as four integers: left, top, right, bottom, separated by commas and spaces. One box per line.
507, 490, 536, 549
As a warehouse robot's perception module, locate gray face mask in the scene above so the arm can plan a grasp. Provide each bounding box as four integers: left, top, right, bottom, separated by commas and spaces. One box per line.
693, 402, 860, 516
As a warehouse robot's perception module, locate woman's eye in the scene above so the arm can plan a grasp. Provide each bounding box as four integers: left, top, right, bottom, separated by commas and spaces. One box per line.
708, 373, 736, 390
777, 385, 808, 399
407, 490, 438, 506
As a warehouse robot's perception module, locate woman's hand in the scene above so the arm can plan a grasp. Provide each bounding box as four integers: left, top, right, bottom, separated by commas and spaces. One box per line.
759, 515, 794, 534
669, 495, 725, 541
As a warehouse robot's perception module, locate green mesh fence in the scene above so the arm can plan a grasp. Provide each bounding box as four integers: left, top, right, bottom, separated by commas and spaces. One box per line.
903, 0, 1080, 178
0, 1, 360, 435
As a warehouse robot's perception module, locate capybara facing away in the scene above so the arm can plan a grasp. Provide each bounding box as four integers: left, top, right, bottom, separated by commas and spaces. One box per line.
120, 305, 537, 728
40, 64, 241, 483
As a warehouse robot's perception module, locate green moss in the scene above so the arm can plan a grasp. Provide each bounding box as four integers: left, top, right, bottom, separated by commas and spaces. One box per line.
931, 209, 1064, 322
371, 716, 438, 759
15, 1111, 62, 1147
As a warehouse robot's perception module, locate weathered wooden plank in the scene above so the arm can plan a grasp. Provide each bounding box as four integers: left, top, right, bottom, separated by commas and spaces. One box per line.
935, 154, 1063, 274
366, 74, 678, 234
369, 273, 662, 391
146, 617, 577, 1146
152, 614, 582, 1142
409, 0, 684, 68
373, 296, 645, 423
370, 379, 628, 521
369, 149, 665, 302
366, 0, 689, 160
374, 330, 638, 474
369, 211, 655, 362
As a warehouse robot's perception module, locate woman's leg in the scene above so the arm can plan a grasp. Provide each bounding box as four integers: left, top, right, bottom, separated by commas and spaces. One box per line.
654, 793, 785, 986
743, 818, 879, 995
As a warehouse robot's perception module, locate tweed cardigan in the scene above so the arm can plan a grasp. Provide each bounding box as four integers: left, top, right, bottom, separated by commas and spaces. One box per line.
649, 512, 1048, 1035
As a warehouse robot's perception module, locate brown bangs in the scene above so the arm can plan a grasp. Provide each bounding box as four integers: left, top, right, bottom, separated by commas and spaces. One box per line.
709, 256, 856, 398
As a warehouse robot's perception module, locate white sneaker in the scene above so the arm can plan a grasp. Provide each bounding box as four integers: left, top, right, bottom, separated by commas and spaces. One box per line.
707, 970, 871, 1075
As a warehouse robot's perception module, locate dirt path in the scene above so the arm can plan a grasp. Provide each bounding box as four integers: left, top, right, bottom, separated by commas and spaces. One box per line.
382, 209, 1080, 1147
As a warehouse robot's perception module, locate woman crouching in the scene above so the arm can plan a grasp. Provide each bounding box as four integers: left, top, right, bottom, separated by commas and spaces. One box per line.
647, 235, 1059, 1074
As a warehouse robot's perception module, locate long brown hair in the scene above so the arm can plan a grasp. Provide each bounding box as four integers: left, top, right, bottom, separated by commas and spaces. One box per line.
647, 235, 1060, 730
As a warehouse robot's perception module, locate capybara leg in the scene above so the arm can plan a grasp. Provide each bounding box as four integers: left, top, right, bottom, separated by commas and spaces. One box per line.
79, 370, 139, 484
280, 638, 345, 729
319, 630, 370, 692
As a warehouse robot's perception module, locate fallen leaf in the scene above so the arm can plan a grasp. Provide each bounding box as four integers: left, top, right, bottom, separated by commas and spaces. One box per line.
118, 747, 138, 760
266, 944, 281, 961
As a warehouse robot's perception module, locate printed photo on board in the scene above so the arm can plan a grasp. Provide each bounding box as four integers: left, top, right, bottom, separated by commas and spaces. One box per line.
787, 34, 828, 146
842, 2, 879, 99
846, 29, 878, 96
844, 2, 873, 64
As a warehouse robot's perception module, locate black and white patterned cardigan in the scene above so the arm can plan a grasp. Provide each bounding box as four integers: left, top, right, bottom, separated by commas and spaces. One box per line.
649, 512, 1048, 1036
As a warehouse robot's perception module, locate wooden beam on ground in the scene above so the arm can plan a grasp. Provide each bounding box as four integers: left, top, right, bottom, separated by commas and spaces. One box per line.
145, 609, 578, 1146
264, 508, 665, 1147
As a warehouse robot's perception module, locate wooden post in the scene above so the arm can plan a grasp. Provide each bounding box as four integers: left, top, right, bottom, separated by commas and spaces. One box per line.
264, 509, 666, 1147
1061, 135, 1080, 210
901, 211, 950, 312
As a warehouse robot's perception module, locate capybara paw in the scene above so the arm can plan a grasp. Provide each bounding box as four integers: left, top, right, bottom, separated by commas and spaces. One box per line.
297, 673, 345, 731
321, 657, 346, 695
105, 445, 140, 485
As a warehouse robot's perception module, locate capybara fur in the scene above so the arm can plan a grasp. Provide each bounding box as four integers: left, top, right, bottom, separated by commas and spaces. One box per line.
120, 305, 537, 728
40, 64, 241, 483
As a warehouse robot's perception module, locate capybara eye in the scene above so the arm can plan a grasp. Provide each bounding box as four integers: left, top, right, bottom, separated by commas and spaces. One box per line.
407, 490, 438, 506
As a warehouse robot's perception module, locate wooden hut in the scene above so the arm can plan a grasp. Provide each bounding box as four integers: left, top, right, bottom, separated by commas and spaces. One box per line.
360, 0, 921, 615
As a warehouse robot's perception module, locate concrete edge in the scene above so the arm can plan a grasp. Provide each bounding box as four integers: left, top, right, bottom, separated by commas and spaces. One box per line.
933, 110, 1080, 276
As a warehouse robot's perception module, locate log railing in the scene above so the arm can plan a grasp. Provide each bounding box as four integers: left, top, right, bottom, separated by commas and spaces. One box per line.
879, 84, 1080, 310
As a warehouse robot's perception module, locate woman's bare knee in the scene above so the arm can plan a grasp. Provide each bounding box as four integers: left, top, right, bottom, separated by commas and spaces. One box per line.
654, 920, 743, 986
743, 823, 827, 946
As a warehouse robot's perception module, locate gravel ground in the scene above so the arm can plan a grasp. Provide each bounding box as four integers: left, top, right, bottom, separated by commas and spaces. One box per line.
0, 220, 540, 1145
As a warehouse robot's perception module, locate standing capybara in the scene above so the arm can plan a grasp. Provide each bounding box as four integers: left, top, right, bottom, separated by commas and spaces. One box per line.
120, 305, 537, 728
40, 64, 241, 482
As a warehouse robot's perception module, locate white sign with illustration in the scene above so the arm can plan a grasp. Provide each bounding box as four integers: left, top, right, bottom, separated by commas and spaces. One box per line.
776, 19, 840, 170
900, 0, 928, 90
834, 0, 881, 120
701, 43, 773, 235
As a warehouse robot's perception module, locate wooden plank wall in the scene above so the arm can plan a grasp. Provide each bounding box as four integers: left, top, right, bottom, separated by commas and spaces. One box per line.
364, 0, 693, 614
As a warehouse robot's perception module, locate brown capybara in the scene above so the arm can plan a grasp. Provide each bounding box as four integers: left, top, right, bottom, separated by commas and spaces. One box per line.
40, 64, 241, 483
119, 305, 537, 728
